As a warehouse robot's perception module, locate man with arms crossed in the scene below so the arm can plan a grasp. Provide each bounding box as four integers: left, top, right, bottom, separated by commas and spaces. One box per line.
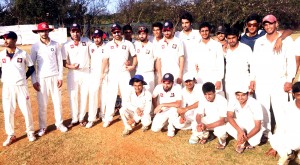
0, 31, 36, 146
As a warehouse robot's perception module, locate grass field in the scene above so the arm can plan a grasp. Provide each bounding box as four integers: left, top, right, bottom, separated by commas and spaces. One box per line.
0, 33, 300, 165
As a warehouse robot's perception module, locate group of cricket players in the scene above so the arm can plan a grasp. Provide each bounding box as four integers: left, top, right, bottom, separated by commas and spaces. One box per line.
1, 11, 300, 165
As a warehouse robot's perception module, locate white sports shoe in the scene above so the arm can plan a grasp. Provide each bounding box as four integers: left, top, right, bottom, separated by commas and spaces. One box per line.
27, 133, 36, 142
57, 124, 68, 133
141, 126, 149, 132
85, 121, 94, 128
122, 129, 131, 136
3, 135, 16, 146
167, 130, 175, 137
189, 135, 199, 144
37, 128, 46, 137
103, 121, 111, 128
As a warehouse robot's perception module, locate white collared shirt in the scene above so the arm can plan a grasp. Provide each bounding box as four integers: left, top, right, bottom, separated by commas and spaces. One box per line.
134, 40, 156, 73
104, 38, 136, 73
123, 88, 152, 114
153, 83, 182, 104
89, 42, 107, 78
181, 84, 202, 107
294, 37, 300, 56
30, 39, 63, 83
0, 48, 33, 85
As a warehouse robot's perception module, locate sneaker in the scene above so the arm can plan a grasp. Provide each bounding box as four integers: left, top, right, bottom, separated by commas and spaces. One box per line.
27, 133, 36, 142
189, 135, 199, 144
103, 121, 111, 128
57, 124, 68, 133
141, 126, 149, 132
3, 135, 16, 146
85, 121, 94, 128
122, 129, 131, 137
167, 130, 175, 138
37, 128, 46, 137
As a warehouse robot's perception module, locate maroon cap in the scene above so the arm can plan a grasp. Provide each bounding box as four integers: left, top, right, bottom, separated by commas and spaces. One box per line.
32, 22, 54, 33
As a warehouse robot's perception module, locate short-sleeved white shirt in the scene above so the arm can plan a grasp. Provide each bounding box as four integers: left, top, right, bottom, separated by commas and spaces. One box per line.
225, 42, 252, 82
227, 97, 263, 125
195, 94, 228, 122
154, 37, 184, 78
252, 34, 295, 82
280, 100, 300, 134
194, 39, 224, 83
294, 37, 300, 56
175, 29, 201, 73
149, 36, 162, 46
62, 37, 91, 71
104, 38, 136, 73
123, 88, 152, 114
181, 84, 202, 107
30, 39, 63, 83
134, 41, 156, 73
0, 48, 33, 85
152, 83, 182, 104
89, 42, 107, 78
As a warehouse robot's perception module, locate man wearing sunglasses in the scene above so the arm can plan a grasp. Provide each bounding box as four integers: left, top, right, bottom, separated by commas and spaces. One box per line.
31, 22, 68, 136
62, 23, 92, 128
101, 23, 137, 127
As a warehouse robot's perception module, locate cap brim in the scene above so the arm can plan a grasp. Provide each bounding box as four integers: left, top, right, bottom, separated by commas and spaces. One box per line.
32, 28, 54, 34
129, 79, 147, 85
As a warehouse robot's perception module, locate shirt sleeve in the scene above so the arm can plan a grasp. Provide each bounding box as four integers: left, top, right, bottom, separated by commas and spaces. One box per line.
103, 44, 110, 59
177, 40, 184, 57
56, 43, 64, 80
143, 91, 153, 115
251, 99, 263, 121
25, 52, 34, 67
152, 85, 160, 98
218, 96, 228, 117
285, 37, 296, 81
174, 85, 182, 101
215, 42, 225, 81
129, 42, 136, 57
295, 37, 300, 56
30, 44, 37, 83
61, 43, 68, 60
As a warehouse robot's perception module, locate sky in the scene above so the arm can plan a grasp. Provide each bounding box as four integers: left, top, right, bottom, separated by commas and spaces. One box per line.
107, 0, 118, 13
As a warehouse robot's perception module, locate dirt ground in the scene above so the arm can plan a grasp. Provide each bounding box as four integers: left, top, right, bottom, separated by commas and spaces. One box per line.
0, 35, 300, 165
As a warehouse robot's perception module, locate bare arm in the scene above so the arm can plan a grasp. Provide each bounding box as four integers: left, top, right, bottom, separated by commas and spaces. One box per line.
156, 58, 162, 84
245, 120, 261, 140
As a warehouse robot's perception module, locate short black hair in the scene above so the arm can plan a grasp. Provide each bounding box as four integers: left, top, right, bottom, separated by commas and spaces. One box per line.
292, 82, 300, 93
152, 22, 163, 31
180, 11, 194, 23
123, 24, 133, 32
246, 13, 261, 24
226, 27, 240, 37
132, 78, 143, 84
199, 22, 212, 31
202, 82, 216, 94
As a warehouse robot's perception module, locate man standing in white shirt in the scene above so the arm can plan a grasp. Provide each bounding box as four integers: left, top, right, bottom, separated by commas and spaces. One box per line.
175, 11, 201, 74
86, 29, 107, 128
155, 21, 184, 84
225, 28, 252, 102
173, 72, 200, 130
226, 84, 264, 154
120, 75, 152, 136
189, 82, 227, 149
31, 22, 68, 136
0, 31, 36, 146
62, 23, 91, 128
101, 23, 137, 127
251, 15, 296, 136
151, 73, 181, 137
135, 26, 156, 93
294, 37, 300, 78
149, 22, 163, 45
194, 22, 224, 96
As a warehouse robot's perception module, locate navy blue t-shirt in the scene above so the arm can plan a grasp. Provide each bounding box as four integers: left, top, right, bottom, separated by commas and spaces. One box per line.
240, 30, 266, 51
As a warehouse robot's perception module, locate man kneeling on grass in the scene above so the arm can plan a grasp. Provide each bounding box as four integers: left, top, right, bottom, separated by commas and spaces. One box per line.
265, 82, 300, 165
119, 75, 152, 136
189, 82, 227, 149
226, 84, 264, 154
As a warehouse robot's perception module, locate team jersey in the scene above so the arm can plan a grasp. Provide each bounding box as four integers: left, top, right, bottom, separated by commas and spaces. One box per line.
134, 41, 156, 73
123, 88, 152, 114
152, 83, 182, 104
181, 84, 202, 107
89, 42, 107, 78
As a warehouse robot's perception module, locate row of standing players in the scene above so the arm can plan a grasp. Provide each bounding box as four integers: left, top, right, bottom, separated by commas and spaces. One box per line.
1, 12, 300, 164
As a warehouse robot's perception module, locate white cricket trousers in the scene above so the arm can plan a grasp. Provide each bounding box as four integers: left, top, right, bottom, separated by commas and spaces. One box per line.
104, 71, 131, 122
270, 131, 300, 157
88, 74, 108, 122
119, 107, 151, 130
173, 109, 194, 130
136, 71, 155, 93
37, 76, 63, 129
151, 107, 178, 136
255, 78, 289, 135
2, 83, 35, 136
191, 117, 227, 145
67, 70, 90, 123
226, 119, 264, 146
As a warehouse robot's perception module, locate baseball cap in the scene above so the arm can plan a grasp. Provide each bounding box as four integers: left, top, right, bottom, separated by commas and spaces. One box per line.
216, 25, 226, 34
92, 29, 104, 38
129, 74, 147, 85
138, 26, 149, 33
111, 23, 122, 32
0, 31, 18, 40
32, 22, 54, 33
262, 15, 277, 24
163, 21, 173, 31
162, 73, 174, 82
183, 72, 195, 82
235, 84, 249, 93
71, 23, 81, 31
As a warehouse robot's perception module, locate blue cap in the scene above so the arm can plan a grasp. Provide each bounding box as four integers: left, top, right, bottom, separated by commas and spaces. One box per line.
0, 31, 17, 40
93, 29, 104, 38
162, 73, 174, 82
129, 74, 147, 85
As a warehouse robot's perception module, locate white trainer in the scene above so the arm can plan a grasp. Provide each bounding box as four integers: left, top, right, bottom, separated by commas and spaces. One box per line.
57, 124, 68, 133
167, 130, 175, 137
85, 121, 94, 128
27, 133, 36, 142
103, 121, 111, 128
3, 135, 16, 146
189, 135, 199, 144
37, 128, 46, 137
122, 129, 131, 136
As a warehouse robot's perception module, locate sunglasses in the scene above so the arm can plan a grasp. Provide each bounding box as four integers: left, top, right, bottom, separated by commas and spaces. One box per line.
247, 23, 258, 27
112, 31, 121, 34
